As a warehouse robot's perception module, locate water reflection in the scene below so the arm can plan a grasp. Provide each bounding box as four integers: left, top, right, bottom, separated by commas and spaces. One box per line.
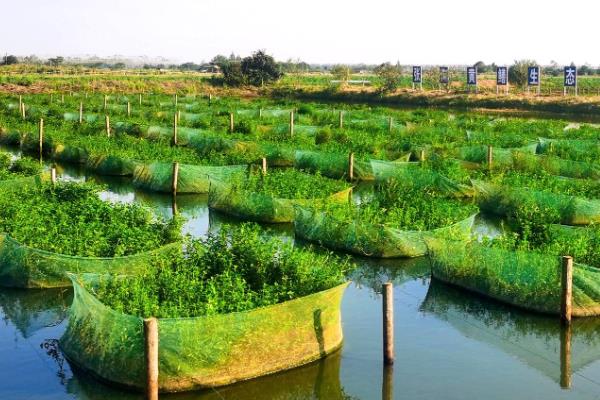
420, 280, 600, 386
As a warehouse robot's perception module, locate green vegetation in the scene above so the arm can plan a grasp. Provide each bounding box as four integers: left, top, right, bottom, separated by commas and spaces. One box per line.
92, 223, 352, 318
0, 182, 179, 256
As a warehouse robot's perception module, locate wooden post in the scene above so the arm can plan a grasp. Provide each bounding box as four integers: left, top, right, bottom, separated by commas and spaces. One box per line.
105, 115, 111, 137
61, 94, 65, 103
259, 108, 263, 118
383, 282, 394, 365
339, 110, 344, 129
261, 157, 267, 175
487, 145, 493, 169
348, 152, 354, 181
174, 93, 178, 107
143, 318, 159, 400
420, 150, 425, 162
560, 323, 572, 389
290, 110, 295, 137
172, 112, 178, 146
139, 93, 142, 106
38, 119, 44, 158
21, 102, 26, 120
388, 117, 393, 133
103, 95, 107, 110
127, 101, 131, 117
229, 112, 234, 133
208, 93, 212, 105
79, 102, 83, 124
18, 95, 22, 112
172, 162, 179, 194
561, 256, 573, 324
50, 167, 57, 185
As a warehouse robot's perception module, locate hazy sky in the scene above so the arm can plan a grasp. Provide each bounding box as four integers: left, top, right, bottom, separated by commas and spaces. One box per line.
1, 0, 597, 65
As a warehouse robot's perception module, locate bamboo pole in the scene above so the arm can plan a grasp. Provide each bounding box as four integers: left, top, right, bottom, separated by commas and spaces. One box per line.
18, 95, 22, 112
290, 110, 295, 137
139, 93, 142, 106
173, 113, 178, 146
21, 102, 26, 120
79, 102, 83, 124
561, 256, 573, 324
208, 93, 212, 105
339, 110, 344, 129
38, 119, 44, 158
388, 117, 393, 133
105, 115, 111, 137
127, 101, 131, 117
50, 167, 57, 185
103, 95, 107, 110
382, 365, 394, 400
420, 150, 425, 162
487, 145, 493, 169
172, 162, 179, 194
229, 112, 234, 133
383, 282, 394, 365
348, 152, 354, 181
261, 157, 267, 175
259, 108, 263, 118
144, 318, 159, 400
174, 93, 178, 107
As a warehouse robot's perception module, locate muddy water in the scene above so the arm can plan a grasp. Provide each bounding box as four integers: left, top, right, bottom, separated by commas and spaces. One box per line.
1, 152, 600, 399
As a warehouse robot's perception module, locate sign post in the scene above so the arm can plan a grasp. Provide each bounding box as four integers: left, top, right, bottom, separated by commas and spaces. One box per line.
564, 66, 577, 97
527, 66, 541, 95
467, 66, 477, 93
496, 66, 508, 95
439, 66, 449, 91
412, 66, 422, 91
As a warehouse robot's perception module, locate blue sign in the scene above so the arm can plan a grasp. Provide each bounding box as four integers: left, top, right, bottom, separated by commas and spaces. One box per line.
527, 66, 540, 86
467, 67, 477, 85
412, 66, 422, 83
564, 66, 577, 87
439, 67, 449, 84
496, 66, 508, 85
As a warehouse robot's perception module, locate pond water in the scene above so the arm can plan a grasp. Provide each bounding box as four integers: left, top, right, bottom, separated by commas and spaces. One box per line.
1, 149, 600, 399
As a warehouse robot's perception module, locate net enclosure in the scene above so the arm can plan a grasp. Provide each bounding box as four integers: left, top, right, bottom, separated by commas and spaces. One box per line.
133, 162, 246, 194
60, 275, 348, 392
208, 180, 352, 224
0, 235, 181, 289
294, 207, 476, 258
426, 240, 600, 317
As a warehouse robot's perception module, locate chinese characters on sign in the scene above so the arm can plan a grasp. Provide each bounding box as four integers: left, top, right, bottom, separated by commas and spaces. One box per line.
467, 67, 477, 85
412, 66, 422, 83
496, 67, 508, 85
439, 67, 449, 84
564, 66, 577, 87
527, 66, 540, 86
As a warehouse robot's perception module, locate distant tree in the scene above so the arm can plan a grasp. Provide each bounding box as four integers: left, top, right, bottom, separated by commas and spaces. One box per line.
211, 54, 229, 67
240, 50, 282, 86
579, 64, 593, 76
331, 64, 351, 83
2, 55, 18, 65
473, 61, 489, 73
221, 61, 245, 86
47, 56, 64, 67
112, 62, 126, 70
509, 59, 537, 87
374, 62, 402, 93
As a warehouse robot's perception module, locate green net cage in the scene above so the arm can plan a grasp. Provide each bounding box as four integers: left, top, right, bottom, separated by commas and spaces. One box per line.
0, 234, 181, 288
60, 275, 348, 392
86, 154, 139, 176
295, 207, 476, 258
133, 162, 247, 194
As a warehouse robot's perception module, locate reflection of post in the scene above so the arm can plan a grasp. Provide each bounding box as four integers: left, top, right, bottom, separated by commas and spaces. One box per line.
382, 365, 394, 400
560, 323, 572, 389
383, 282, 394, 365
171, 194, 178, 217
561, 256, 573, 324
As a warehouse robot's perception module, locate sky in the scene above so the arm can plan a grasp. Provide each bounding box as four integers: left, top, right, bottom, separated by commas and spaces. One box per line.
1, 0, 598, 66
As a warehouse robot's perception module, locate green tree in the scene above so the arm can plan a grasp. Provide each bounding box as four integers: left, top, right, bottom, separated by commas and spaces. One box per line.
509, 59, 537, 87
331, 64, 351, 83
2, 55, 18, 65
374, 62, 402, 93
240, 50, 282, 86
47, 56, 64, 67
221, 61, 245, 86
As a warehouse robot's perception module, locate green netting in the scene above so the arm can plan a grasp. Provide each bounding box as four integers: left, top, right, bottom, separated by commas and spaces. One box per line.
208, 180, 352, 223
145, 126, 209, 145
511, 151, 600, 179
261, 145, 295, 167
421, 279, 600, 383
63, 113, 99, 123
178, 112, 211, 123
271, 124, 319, 135
53, 144, 89, 164
0, 173, 49, 192
295, 207, 475, 258
426, 240, 600, 317
86, 155, 138, 176
0, 234, 181, 288
374, 164, 474, 198
133, 162, 246, 194
294, 151, 373, 181
453, 143, 538, 168
473, 180, 600, 225
60, 275, 347, 392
